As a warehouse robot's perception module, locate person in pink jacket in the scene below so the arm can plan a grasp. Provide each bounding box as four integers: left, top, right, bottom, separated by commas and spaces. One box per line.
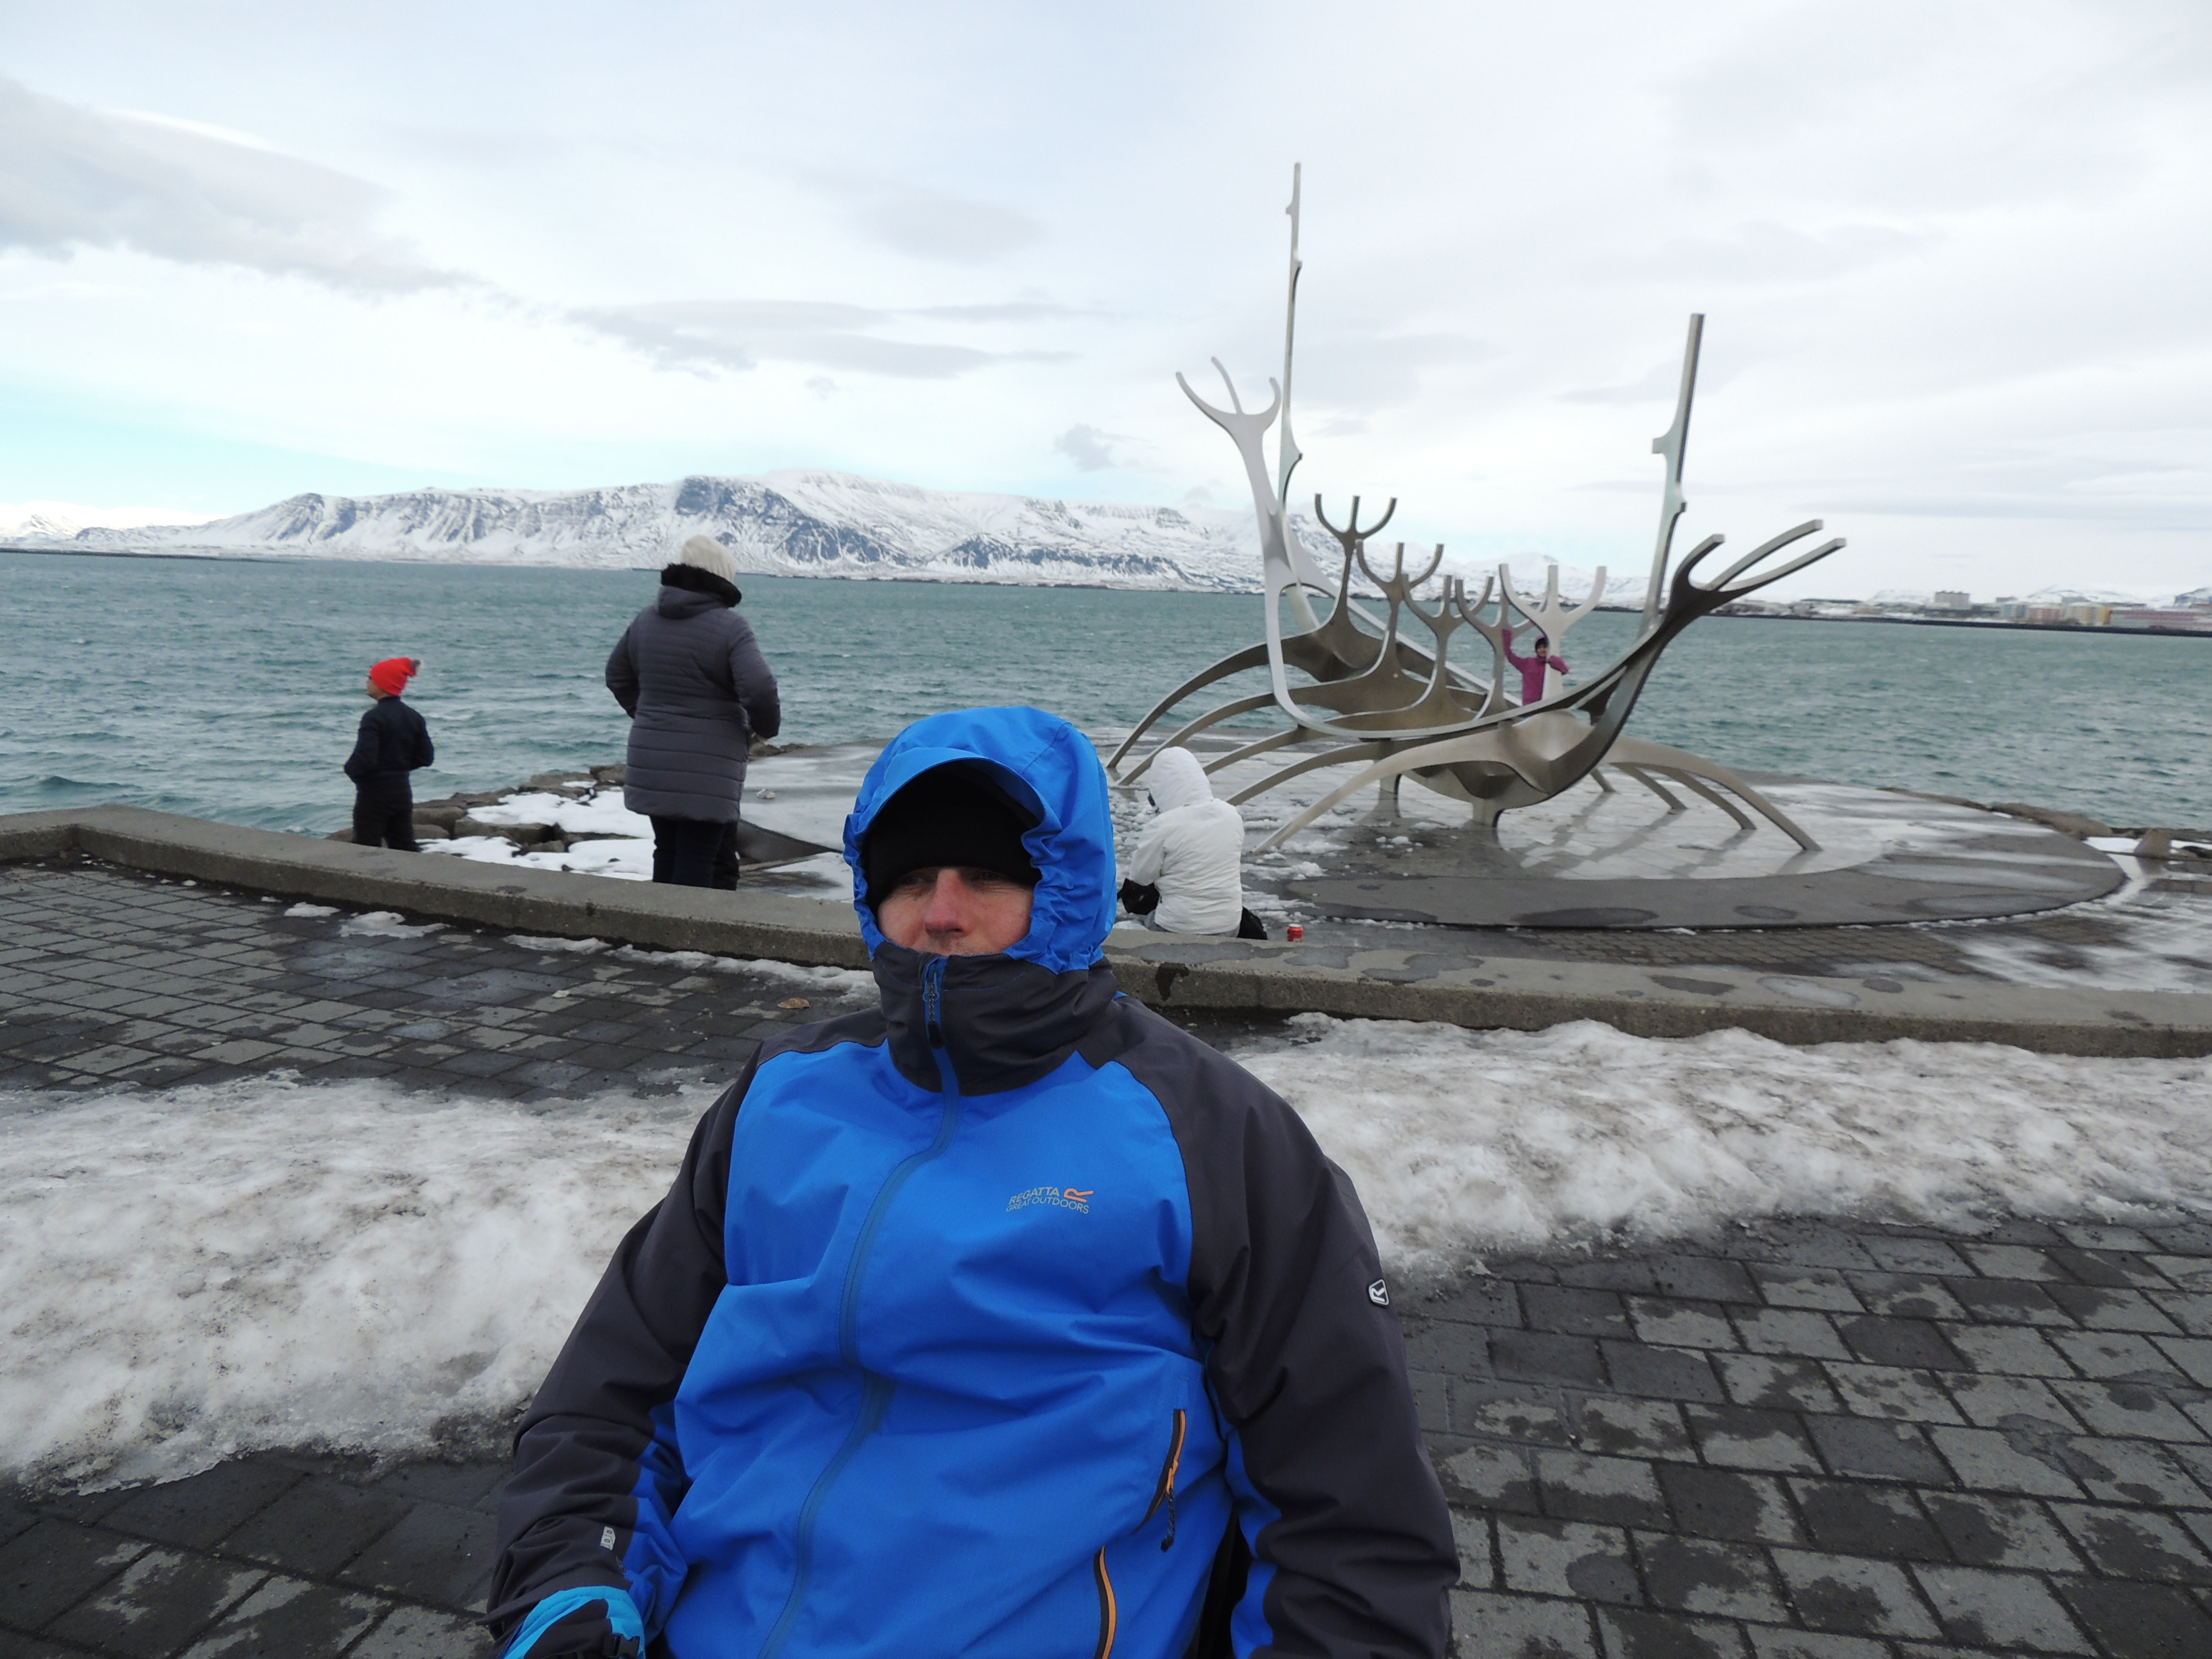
1502, 625, 1568, 705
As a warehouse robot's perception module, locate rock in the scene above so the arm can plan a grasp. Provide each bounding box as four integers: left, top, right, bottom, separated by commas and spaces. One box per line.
412, 822, 453, 841
529, 771, 593, 793
413, 804, 466, 830
1991, 803, 2114, 839
324, 829, 353, 842
454, 816, 553, 845
591, 764, 626, 785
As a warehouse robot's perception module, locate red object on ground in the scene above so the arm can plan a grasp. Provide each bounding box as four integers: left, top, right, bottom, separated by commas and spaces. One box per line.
368, 658, 418, 696
1286, 925, 1304, 941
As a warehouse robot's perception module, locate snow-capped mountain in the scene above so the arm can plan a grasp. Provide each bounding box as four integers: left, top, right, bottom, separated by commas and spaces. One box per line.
23, 469, 1643, 604
39, 472, 1267, 591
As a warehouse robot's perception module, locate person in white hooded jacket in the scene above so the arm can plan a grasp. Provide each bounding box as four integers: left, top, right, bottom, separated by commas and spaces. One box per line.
1121, 746, 1250, 935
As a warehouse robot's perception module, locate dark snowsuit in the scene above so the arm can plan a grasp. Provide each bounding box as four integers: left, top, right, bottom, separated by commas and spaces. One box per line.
344, 696, 433, 850
488, 706, 1455, 1659
604, 569, 780, 889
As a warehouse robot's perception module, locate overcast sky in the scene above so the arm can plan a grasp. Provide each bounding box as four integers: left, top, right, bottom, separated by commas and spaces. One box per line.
2, 0, 2207, 599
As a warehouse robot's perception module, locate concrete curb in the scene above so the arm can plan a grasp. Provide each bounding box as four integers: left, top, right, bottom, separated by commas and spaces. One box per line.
0, 805, 870, 968
6, 805, 2210, 1058
1111, 942, 2212, 1058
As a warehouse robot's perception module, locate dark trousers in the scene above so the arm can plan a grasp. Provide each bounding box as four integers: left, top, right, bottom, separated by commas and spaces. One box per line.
352, 779, 418, 851
650, 817, 739, 889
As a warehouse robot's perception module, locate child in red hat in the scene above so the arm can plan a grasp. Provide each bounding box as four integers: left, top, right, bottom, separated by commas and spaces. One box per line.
345, 658, 435, 849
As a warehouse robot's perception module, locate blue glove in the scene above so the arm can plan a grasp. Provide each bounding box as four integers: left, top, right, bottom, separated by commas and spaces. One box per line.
503, 1587, 645, 1658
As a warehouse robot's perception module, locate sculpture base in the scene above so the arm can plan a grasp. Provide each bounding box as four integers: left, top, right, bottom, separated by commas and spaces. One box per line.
1229, 759, 2124, 930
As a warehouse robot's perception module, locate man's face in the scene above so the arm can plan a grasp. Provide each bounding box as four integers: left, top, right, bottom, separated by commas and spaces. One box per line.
876, 866, 1034, 956
364, 678, 388, 700
1534, 641, 1549, 660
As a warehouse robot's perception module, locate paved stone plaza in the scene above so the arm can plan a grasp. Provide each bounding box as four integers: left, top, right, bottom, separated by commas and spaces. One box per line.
4, 861, 2211, 1657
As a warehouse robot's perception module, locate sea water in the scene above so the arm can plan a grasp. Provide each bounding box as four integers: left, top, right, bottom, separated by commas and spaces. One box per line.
3, 549, 2207, 834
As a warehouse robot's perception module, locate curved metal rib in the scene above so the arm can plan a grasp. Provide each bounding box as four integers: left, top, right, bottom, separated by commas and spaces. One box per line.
1106, 643, 1271, 776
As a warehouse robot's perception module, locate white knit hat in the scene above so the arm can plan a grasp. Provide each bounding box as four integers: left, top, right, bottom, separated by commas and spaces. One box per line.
679, 535, 738, 582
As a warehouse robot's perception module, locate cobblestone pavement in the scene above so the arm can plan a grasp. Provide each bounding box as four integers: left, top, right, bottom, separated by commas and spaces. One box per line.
0, 861, 842, 1101
1, 1454, 504, 1658
6, 861, 2211, 1656
1415, 1215, 2212, 1658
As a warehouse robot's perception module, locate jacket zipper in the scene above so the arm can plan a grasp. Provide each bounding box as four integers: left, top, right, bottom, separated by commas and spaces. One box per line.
758, 954, 962, 1659
1092, 1408, 1189, 1659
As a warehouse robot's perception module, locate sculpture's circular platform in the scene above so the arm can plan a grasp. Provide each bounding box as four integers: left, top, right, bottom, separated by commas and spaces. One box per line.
732, 736, 2126, 934
1205, 750, 2126, 931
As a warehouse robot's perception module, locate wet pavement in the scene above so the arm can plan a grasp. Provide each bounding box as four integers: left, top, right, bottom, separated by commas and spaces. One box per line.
4, 863, 2211, 1657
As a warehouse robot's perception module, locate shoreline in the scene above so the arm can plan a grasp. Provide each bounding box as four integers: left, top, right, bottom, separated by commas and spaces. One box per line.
1707, 610, 2212, 638
8, 546, 2204, 633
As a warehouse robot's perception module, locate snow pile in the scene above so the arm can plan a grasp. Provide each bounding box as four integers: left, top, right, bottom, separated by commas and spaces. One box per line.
338, 911, 444, 938
1233, 1018, 2212, 1271
505, 937, 876, 999
0, 1079, 711, 1487
431, 834, 656, 881
465, 791, 649, 840
7, 1018, 2208, 1486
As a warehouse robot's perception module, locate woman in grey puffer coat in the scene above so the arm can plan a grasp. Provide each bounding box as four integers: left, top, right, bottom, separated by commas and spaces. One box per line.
605, 536, 781, 888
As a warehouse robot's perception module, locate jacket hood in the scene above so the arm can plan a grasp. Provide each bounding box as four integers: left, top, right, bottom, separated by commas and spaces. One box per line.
661, 563, 741, 607
845, 707, 1118, 977
656, 585, 727, 620
1148, 746, 1214, 813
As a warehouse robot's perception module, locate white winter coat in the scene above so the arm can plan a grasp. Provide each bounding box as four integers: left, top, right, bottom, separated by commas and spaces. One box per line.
1127, 747, 1246, 935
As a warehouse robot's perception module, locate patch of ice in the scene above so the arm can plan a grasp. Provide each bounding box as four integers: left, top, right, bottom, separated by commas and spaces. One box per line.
506, 935, 611, 955
282, 903, 336, 918
1232, 1017, 2212, 1271
1941, 889, 2212, 994
337, 911, 443, 938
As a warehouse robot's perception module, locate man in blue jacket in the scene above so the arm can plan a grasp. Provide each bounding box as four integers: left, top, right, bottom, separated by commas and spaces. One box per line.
488, 706, 1455, 1659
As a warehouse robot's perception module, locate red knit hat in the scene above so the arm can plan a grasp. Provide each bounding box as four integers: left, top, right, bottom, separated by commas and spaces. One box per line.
368, 658, 419, 696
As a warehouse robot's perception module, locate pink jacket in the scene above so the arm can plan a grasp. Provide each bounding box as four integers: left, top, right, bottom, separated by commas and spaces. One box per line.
1502, 628, 1566, 705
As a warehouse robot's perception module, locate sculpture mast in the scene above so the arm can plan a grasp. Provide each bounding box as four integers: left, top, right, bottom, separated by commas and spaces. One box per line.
1278, 165, 1320, 633
1640, 313, 1704, 635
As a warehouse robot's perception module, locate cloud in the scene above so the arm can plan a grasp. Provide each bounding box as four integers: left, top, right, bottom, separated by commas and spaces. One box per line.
910, 300, 1094, 323
1294, 331, 1499, 407
572, 299, 1073, 380
1054, 424, 1132, 471
0, 77, 461, 293
1648, 219, 1934, 283
1560, 361, 1680, 406
801, 171, 1045, 263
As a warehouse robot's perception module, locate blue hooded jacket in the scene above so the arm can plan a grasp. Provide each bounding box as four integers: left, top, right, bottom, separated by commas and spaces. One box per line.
491, 707, 1454, 1659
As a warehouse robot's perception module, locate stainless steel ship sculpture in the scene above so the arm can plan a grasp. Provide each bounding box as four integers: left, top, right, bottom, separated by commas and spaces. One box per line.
1107, 168, 1844, 853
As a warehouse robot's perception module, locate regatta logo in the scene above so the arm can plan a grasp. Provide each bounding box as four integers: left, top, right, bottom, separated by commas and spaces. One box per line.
1008, 1185, 1094, 1214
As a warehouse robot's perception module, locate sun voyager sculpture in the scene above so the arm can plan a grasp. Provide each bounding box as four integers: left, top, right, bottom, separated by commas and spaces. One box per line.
1107, 167, 1846, 854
